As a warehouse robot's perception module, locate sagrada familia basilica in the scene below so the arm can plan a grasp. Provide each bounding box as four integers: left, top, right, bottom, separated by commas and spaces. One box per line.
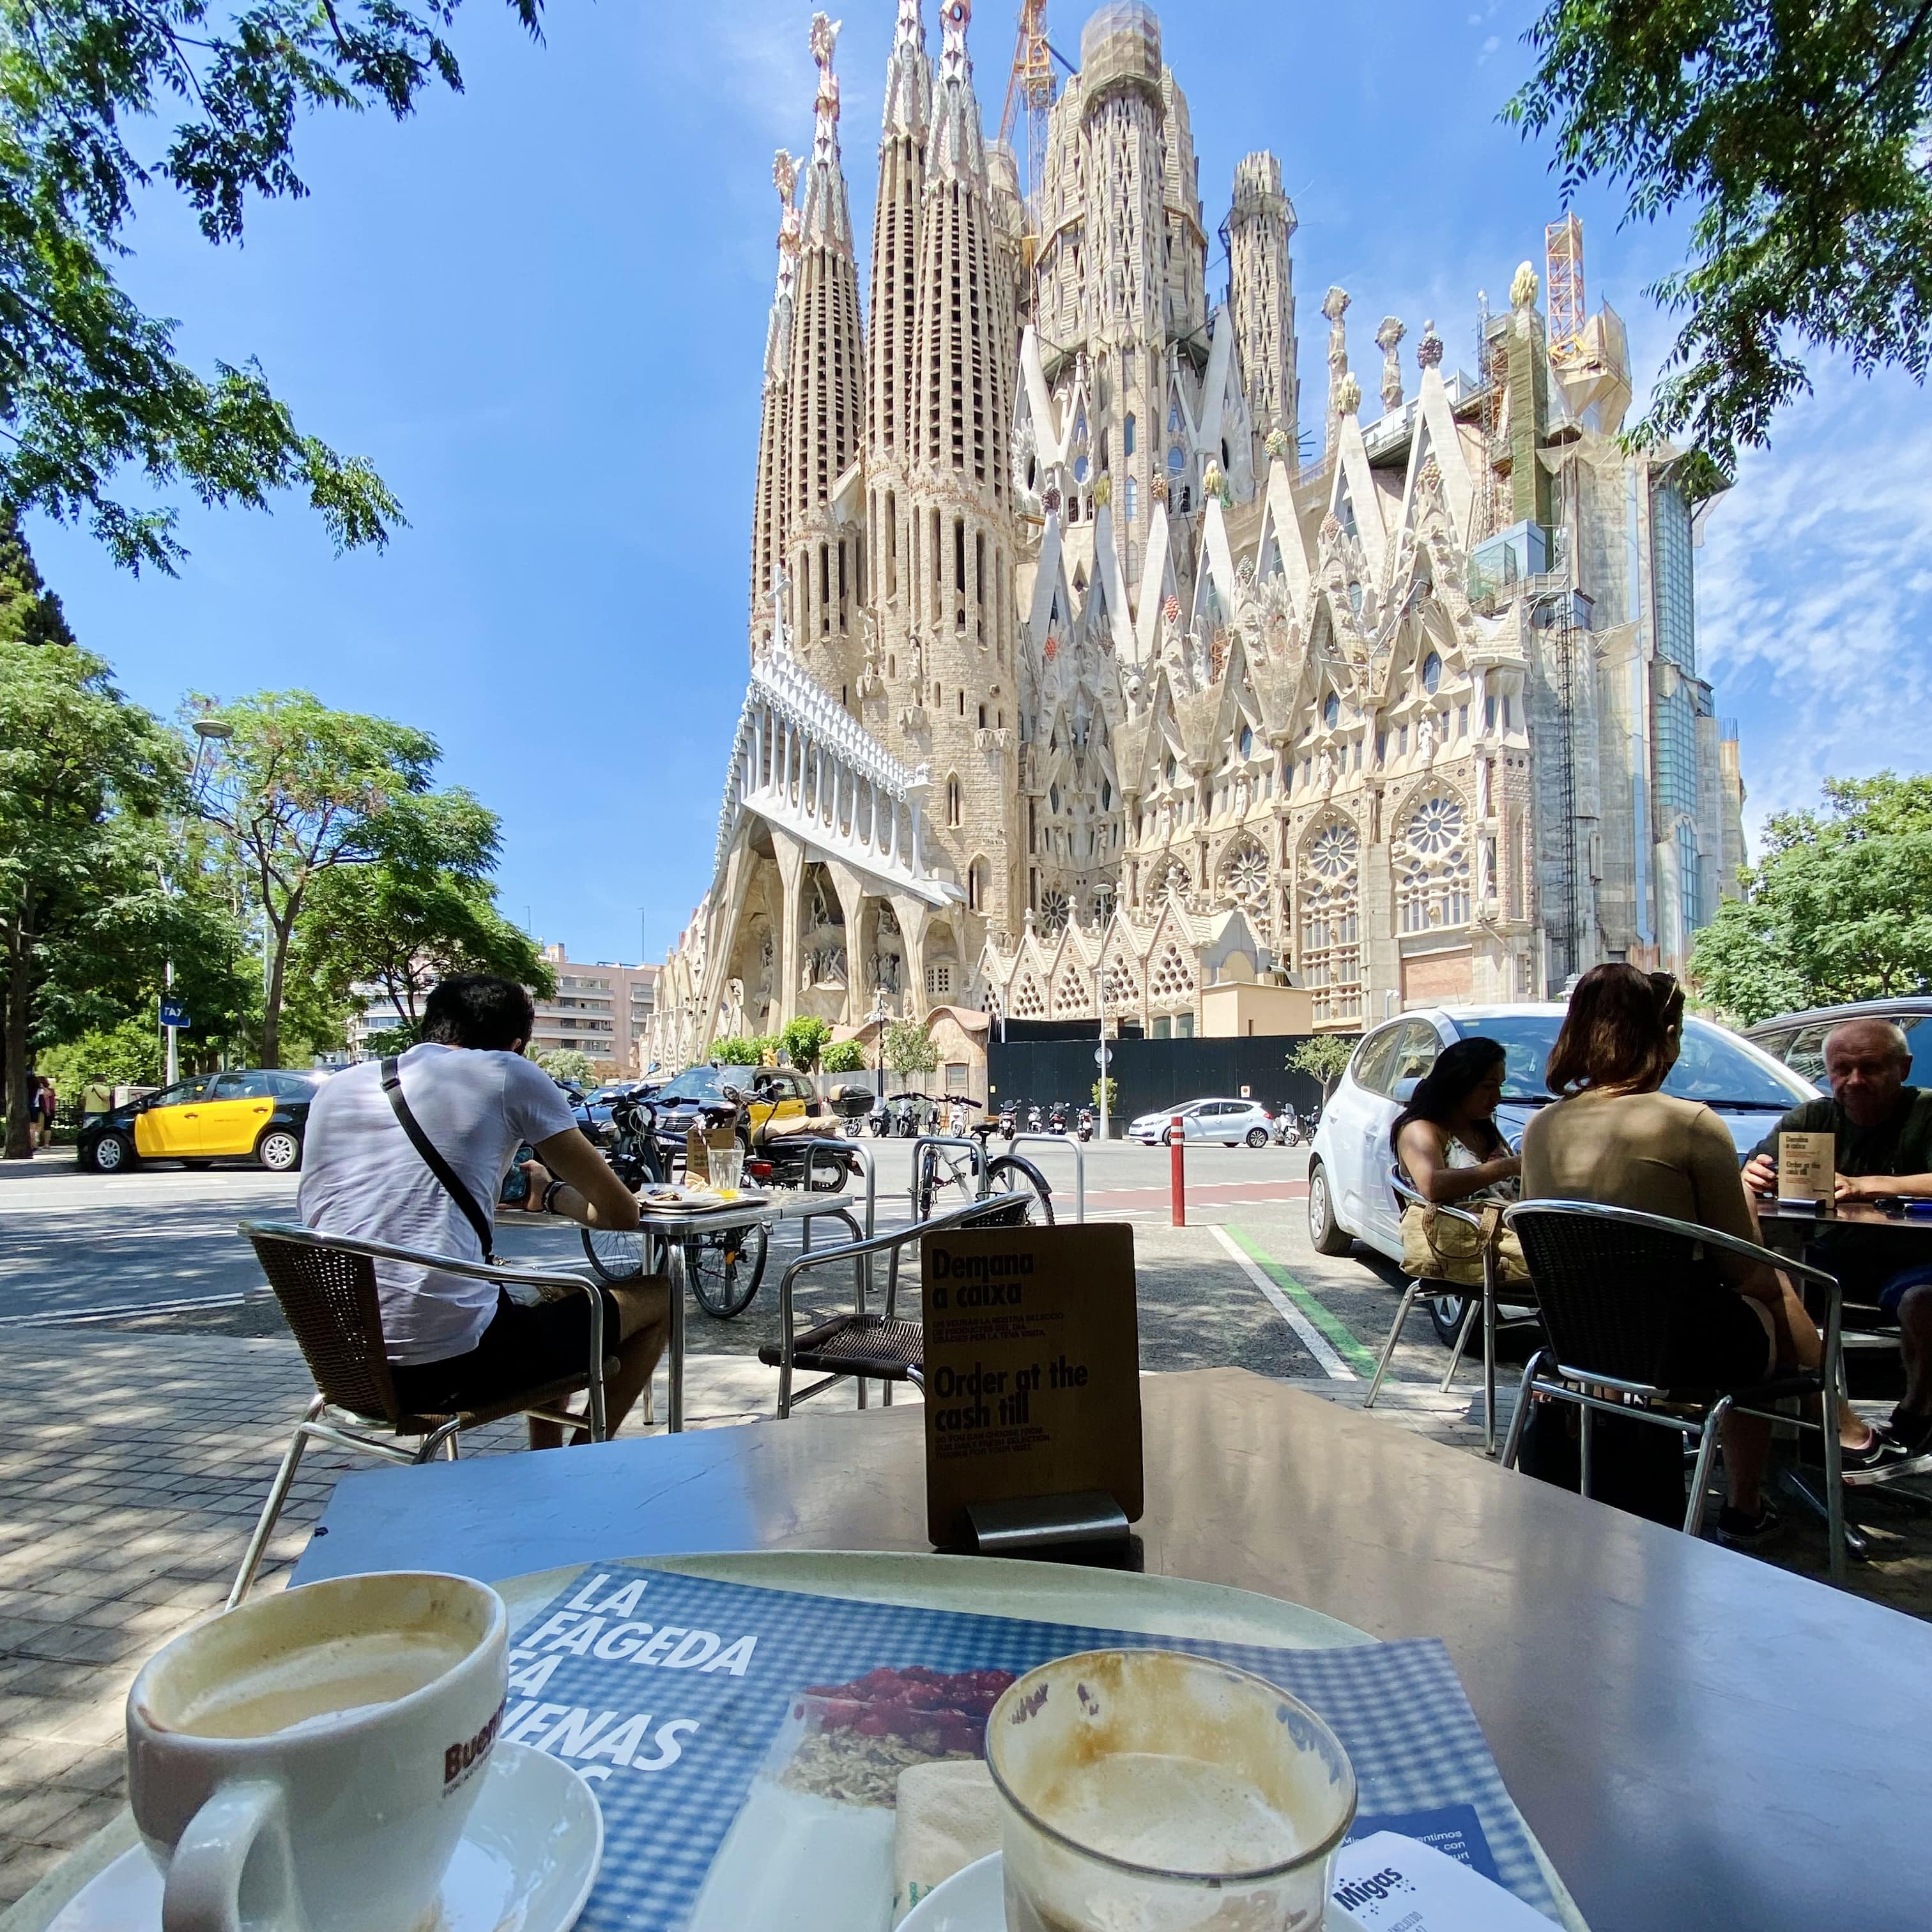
645, 0, 1746, 1075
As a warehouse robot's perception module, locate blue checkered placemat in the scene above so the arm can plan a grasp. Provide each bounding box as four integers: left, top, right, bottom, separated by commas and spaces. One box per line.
502, 1565, 1558, 1931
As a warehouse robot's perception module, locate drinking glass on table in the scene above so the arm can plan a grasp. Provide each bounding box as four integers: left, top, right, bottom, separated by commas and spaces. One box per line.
986, 1649, 1356, 1931
709, 1146, 745, 1193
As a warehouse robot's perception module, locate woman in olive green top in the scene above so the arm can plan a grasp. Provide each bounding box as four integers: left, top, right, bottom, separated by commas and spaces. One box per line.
1521, 965, 1889, 1540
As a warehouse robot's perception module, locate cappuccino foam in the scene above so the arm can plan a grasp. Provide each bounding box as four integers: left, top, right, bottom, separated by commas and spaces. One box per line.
1036, 1752, 1303, 1874
174, 1631, 468, 1740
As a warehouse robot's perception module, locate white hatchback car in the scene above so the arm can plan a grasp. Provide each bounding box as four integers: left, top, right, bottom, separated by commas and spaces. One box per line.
1128, 1097, 1275, 1147
1307, 1003, 1815, 1278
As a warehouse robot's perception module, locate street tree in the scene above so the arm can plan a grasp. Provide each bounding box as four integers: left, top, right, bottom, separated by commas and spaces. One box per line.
293, 850, 552, 1043
1287, 1034, 1357, 1103
820, 1038, 868, 1075
780, 1015, 832, 1071
0, 641, 176, 1156
190, 692, 493, 1066
0, 510, 75, 646
883, 1020, 939, 1077
0, 0, 545, 572
1506, 3, 1932, 468
535, 1048, 597, 1089
1689, 774, 1932, 1022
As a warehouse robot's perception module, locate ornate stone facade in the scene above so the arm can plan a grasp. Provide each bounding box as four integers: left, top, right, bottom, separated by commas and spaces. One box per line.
646, 2, 1745, 1073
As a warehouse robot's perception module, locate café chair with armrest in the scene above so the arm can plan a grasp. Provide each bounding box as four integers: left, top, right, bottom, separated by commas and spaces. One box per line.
758, 1192, 1033, 1418
1498, 1199, 1846, 1583
228, 1219, 621, 1607
1364, 1167, 1540, 1455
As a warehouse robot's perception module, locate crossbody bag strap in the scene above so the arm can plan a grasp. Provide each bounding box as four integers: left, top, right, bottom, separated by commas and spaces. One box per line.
381, 1055, 496, 1264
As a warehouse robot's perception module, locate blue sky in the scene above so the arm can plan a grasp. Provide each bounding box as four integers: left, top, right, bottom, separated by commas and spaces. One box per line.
29, 0, 1931, 963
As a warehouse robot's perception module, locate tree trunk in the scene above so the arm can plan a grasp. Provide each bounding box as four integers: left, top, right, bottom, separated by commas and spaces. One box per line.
262, 910, 296, 1070
4, 917, 34, 1160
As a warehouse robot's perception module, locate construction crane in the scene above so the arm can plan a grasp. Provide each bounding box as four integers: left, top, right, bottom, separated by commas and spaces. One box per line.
1544, 211, 1585, 365
1000, 0, 1058, 219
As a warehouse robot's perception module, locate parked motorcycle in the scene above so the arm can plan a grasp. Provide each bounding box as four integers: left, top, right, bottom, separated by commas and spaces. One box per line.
867, 1092, 891, 1137
1048, 1100, 1069, 1135
998, 1101, 1016, 1141
894, 1092, 921, 1137
1076, 1106, 1094, 1142
1026, 1103, 1044, 1134
1272, 1108, 1304, 1147
947, 1097, 973, 1138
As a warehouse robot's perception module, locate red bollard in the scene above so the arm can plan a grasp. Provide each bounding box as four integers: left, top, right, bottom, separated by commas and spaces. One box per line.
1169, 1115, 1186, 1226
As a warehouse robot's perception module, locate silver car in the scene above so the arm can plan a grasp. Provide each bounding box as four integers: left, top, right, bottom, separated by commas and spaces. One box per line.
1307, 1002, 1815, 1276
1128, 1097, 1275, 1147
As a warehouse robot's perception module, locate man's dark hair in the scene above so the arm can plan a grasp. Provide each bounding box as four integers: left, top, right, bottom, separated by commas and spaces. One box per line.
420, 976, 535, 1052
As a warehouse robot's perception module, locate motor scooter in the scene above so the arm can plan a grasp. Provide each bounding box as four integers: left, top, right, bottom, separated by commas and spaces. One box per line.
1272, 1108, 1303, 1147
1026, 1102, 1044, 1133
894, 1092, 921, 1137
947, 1097, 972, 1137
1048, 1100, 1069, 1135
1076, 1106, 1094, 1142
866, 1092, 891, 1137
998, 1100, 1016, 1141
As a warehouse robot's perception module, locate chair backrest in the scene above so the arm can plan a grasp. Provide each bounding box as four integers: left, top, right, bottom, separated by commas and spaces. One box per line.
1505, 1202, 1712, 1388
246, 1227, 402, 1424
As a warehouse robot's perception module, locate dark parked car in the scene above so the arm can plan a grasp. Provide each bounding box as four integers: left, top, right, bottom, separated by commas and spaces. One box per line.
1745, 998, 1932, 1093
77, 1068, 328, 1174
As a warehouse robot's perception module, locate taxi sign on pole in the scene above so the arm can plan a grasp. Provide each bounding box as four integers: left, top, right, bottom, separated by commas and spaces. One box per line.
159, 999, 190, 1029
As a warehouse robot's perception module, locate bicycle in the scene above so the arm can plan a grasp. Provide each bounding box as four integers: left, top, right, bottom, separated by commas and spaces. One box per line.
912, 1121, 1055, 1223
578, 1090, 769, 1319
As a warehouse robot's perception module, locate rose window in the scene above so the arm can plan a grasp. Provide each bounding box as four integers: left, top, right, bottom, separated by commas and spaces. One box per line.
1397, 794, 1472, 934
1039, 888, 1070, 934
1300, 819, 1361, 1025
1223, 840, 1270, 906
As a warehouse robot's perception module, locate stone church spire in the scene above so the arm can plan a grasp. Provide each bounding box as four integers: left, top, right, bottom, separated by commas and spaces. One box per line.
869, 0, 928, 479
749, 151, 801, 650
783, 12, 868, 696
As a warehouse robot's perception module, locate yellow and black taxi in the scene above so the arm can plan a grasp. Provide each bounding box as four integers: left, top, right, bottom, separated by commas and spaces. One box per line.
77, 1068, 328, 1175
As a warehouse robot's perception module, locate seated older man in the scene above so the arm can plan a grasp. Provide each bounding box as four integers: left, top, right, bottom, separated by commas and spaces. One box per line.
1743, 1016, 1932, 1476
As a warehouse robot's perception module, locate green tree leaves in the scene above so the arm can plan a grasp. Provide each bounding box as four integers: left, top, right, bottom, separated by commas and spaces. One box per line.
779, 1015, 832, 1072
0, 0, 544, 569
1286, 1034, 1357, 1101
1506, 1, 1932, 467
1689, 773, 1932, 1021
882, 1020, 939, 1077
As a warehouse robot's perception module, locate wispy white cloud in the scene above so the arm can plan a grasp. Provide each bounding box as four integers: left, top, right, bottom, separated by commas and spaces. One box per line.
1696, 362, 1932, 834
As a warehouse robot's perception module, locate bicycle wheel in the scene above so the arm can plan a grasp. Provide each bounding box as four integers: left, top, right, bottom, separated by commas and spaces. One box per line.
689, 1223, 769, 1319
985, 1154, 1055, 1224
582, 1225, 648, 1282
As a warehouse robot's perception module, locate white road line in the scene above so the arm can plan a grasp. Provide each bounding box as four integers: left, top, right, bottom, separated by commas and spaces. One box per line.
1209, 1225, 1354, 1381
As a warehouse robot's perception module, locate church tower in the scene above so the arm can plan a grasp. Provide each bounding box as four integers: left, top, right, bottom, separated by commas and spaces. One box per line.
782, 13, 868, 703
863, 0, 929, 702
749, 151, 801, 651
893, 0, 1022, 933
1227, 150, 1298, 452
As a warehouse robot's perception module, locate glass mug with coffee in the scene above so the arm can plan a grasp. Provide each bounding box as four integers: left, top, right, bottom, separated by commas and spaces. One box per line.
126, 1571, 508, 1932
986, 1649, 1357, 1931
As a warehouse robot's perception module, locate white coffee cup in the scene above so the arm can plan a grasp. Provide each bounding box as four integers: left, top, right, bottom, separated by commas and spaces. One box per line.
126, 1571, 508, 1932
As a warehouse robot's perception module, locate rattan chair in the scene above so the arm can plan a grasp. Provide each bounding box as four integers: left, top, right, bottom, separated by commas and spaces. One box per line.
1498, 1199, 1846, 1582
1363, 1167, 1540, 1454
228, 1220, 621, 1606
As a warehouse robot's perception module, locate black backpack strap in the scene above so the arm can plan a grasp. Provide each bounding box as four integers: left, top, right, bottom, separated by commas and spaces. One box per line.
381, 1055, 496, 1264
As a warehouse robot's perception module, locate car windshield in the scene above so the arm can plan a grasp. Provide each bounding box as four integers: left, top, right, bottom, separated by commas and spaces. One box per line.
148, 1078, 211, 1107
1450, 1015, 1809, 1108
653, 1066, 751, 1105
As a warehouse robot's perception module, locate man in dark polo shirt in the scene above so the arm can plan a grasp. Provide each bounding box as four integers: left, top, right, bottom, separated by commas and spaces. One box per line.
1744, 1016, 1932, 1473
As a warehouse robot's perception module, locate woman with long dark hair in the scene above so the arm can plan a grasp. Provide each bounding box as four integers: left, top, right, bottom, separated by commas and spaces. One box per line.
1388, 1036, 1519, 1204
1522, 963, 1894, 1536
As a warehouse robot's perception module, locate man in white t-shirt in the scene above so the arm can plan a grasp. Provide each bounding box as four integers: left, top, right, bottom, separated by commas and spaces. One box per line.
299, 974, 663, 1446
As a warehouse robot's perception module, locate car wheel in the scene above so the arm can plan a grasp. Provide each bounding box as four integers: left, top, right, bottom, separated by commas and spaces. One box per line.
1160, 1128, 1175, 1146
1246, 1128, 1269, 1148
256, 1128, 303, 1173
1307, 1162, 1353, 1256
1428, 1292, 1473, 1349
88, 1131, 134, 1174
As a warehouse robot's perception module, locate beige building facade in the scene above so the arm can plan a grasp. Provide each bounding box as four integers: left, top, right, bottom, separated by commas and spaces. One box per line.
646, 1, 1745, 1074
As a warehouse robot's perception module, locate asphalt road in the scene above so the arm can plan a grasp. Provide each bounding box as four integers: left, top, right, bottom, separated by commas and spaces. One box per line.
0, 1137, 1438, 1388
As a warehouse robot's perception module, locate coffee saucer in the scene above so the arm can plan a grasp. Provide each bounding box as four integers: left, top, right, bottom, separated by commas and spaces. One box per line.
899, 1853, 1371, 1931
49, 1742, 602, 1932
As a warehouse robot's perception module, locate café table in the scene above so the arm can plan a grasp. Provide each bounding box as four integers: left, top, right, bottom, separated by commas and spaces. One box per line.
277, 1367, 1932, 1932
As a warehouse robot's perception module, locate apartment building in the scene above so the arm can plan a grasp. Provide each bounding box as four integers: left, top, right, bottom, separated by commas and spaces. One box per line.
529, 944, 659, 1078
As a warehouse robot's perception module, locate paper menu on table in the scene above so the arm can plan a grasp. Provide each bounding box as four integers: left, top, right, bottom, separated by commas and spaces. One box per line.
1777, 1131, 1835, 1203
1333, 1832, 1558, 1929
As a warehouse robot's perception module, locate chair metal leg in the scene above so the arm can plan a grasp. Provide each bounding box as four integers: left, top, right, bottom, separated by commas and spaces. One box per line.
411, 1418, 461, 1464
1438, 1297, 1478, 1392
1499, 1352, 1547, 1471
227, 1397, 325, 1609
1482, 1264, 1500, 1457
1579, 1403, 1595, 1501
1683, 1397, 1731, 1537
1822, 1303, 1846, 1585
1365, 1282, 1422, 1409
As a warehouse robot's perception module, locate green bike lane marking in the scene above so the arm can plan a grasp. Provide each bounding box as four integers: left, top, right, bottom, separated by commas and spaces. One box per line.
1222, 1224, 1379, 1378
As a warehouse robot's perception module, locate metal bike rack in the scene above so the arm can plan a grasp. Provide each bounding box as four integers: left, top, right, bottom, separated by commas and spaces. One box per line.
907, 1134, 992, 1213
1008, 1131, 1085, 1223
800, 1137, 878, 1239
